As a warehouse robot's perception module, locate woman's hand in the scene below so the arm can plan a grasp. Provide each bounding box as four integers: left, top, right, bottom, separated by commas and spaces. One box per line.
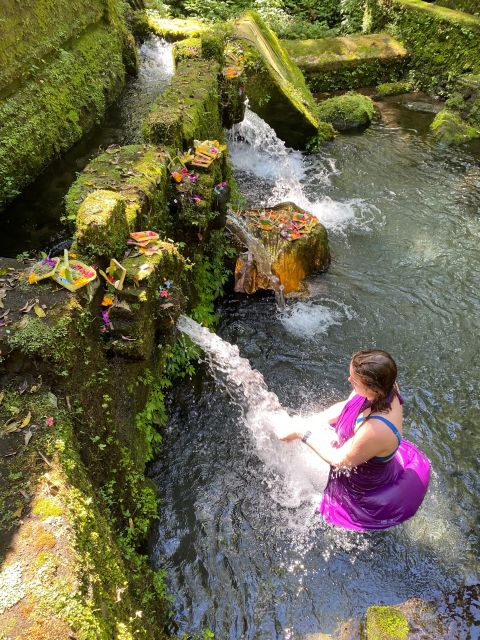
274, 422, 302, 442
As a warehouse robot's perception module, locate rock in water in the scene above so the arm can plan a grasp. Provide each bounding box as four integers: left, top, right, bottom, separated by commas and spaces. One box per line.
230, 202, 330, 295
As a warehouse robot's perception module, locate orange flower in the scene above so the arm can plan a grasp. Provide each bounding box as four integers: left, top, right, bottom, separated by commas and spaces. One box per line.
101, 295, 114, 307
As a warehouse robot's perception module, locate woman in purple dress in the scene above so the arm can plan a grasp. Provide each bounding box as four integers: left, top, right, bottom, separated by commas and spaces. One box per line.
277, 350, 430, 531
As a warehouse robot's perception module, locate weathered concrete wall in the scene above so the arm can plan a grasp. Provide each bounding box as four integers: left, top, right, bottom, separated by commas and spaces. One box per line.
0, 0, 134, 211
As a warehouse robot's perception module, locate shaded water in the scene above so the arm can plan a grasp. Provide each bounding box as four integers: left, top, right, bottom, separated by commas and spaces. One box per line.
0, 37, 174, 257
151, 102, 480, 638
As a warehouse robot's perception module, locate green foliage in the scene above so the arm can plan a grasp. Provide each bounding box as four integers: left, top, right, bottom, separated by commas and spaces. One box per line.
135, 370, 167, 461
7, 317, 73, 364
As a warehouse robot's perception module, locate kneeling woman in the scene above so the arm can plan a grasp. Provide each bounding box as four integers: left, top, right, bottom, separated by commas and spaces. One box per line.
277, 350, 430, 531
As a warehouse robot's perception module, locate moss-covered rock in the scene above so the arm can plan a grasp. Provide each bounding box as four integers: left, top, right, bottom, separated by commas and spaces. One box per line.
283, 34, 408, 93
75, 190, 129, 259
0, 0, 106, 93
0, 24, 126, 211
65, 145, 170, 232
435, 0, 479, 17
366, 0, 480, 94
430, 108, 479, 144
142, 12, 208, 39
173, 37, 202, 62
143, 58, 223, 149
365, 605, 409, 639
233, 11, 321, 149
317, 92, 376, 131
375, 80, 414, 97
109, 241, 186, 358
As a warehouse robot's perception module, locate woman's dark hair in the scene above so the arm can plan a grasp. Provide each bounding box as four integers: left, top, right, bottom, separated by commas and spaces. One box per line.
351, 349, 398, 413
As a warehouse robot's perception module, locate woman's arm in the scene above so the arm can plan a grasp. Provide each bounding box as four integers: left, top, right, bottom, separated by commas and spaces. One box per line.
276, 420, 386, 469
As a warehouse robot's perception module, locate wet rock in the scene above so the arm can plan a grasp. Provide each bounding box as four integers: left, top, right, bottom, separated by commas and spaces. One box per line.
230, 202, 330, 296
234, 11, 321, 149
317, 92, 375, 131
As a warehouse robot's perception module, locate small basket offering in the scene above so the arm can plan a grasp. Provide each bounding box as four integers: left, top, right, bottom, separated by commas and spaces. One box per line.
99, 258, 127, 291
28, 256, 60, 284
127, 231, 159, 247
52, 250, 97, 291
191, 140, 227, 168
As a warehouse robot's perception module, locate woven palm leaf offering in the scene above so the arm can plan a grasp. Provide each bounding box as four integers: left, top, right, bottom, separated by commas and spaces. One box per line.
28, 256, 60, 284
190, 140, 227, 168
127, 231, 162, 256
223, 43, 245, 79
52, 250, 97, 292
242, 207, 319, 241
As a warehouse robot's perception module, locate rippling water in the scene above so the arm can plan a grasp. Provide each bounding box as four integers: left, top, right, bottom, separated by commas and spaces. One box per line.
151, 101, 480, 638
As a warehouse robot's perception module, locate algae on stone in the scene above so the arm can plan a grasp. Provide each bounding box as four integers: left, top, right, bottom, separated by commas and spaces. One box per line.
233, 11, 321, 148
283, 34, 408, 92
375, 80, 414, 97
0, 24, 126, 211
365, 605, 409, 639
143, 59, 223, 149
75, 190, 129, 259
143, 12, 208, 39
317, 93, 376, 131
430, 108, 479, 144
65, 145, 169, 232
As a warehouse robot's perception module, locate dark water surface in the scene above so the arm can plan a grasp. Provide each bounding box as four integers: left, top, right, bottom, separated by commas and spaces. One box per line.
0, 37, 173, 258
151, 101, 480, 639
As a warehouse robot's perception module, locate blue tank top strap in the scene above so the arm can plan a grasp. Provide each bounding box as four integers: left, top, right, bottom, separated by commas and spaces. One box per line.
355, 414, 402, 462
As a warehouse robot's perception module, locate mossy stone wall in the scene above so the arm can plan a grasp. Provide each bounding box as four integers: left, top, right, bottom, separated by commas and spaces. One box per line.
366, 0, 480, 93
0, 0, 132, 212
283, 33, 407, 92
143, 59, 223, 149
436, 0, 480, 17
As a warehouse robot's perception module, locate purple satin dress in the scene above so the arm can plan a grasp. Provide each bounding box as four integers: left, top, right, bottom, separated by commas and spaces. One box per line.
318, 393, 430, 531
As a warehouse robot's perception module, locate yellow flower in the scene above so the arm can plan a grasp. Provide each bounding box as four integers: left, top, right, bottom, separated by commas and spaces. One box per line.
28, 272, 38, 284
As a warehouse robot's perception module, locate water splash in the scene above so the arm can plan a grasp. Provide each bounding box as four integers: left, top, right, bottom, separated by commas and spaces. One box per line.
228, 108, 362, 230
177, 315, 331, 507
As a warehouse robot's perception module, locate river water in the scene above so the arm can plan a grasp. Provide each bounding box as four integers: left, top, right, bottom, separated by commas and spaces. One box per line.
151, 103, 480, 638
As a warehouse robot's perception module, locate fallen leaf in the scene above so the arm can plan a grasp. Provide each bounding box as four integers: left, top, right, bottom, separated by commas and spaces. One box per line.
18, 380, 28, 395
15, 317, 29, 330
19, 299, 36, 313
19, 489, 30, 500
0, 309, 10, 319
34, 304, 46, 317
14, 506, 23, 518
0, 267, 8, 277
19, 412, 32, 429
0, 391, 4, 405
121, 335, 137, 341
128, 517, 134, 529
160, 302, 174, 309
3, 418, 20, 433
24, 430, 33, 446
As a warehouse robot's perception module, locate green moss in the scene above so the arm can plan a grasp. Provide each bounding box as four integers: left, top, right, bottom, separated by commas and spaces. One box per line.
32, 497, 63, 519
143, 59, 223, 149
65, 145, 169, 232
0, 23, 126, 210
7, 314, 75, 365
436, 0, 480, 16
307, 122, 336, 150
317, 92, 375, 131
173, 37, 202, 61
234, 11, 320, 148
283, 34, 408, 92
75, 190, 129, 259
0, 0, 106, 94
376, 80, 414, 97
430, 108, 479, 144
143, 12, 208, 39
366, 0, 480, 94
365, 605, 409, 639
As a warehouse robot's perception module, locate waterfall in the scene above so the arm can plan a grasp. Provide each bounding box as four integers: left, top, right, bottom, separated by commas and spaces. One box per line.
228, 107, 362, 230
177, 315, 332, 507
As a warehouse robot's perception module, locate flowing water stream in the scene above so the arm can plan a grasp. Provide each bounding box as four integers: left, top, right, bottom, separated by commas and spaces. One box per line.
151, 104, 480, 638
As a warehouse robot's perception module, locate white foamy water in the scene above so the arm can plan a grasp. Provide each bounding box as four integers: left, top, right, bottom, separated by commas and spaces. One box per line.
177, 315, 332, 509
280, 299, 354, 338
228, 108, 372, 231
